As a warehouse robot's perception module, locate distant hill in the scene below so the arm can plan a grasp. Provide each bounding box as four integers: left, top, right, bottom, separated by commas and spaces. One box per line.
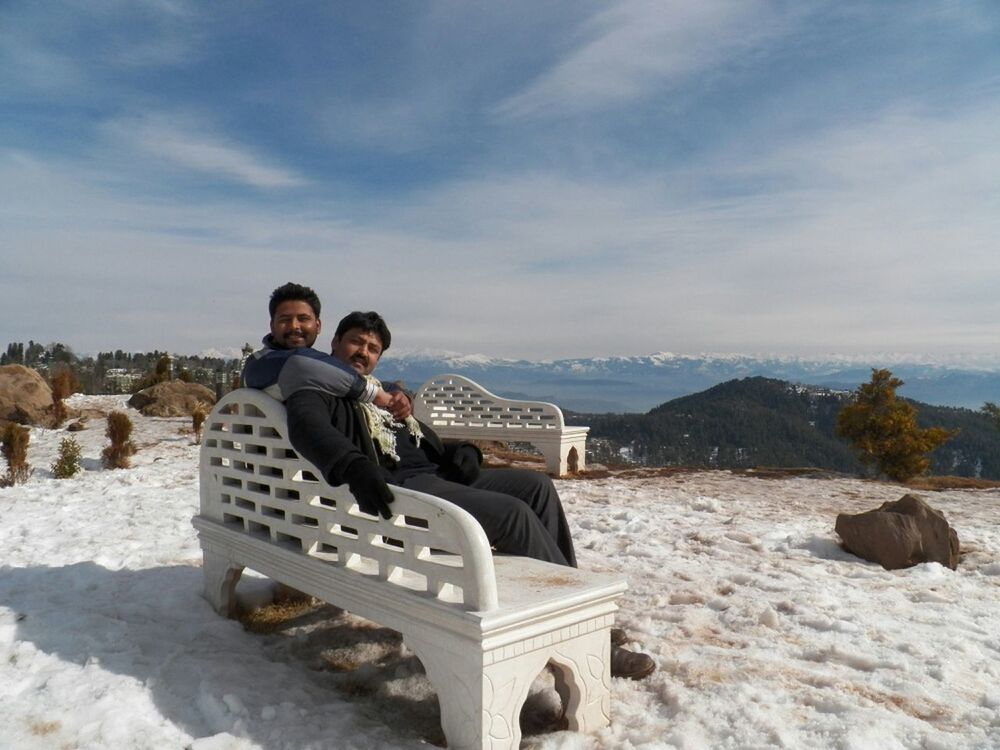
576, 377, 1000, 479
377, 350, 1000, 412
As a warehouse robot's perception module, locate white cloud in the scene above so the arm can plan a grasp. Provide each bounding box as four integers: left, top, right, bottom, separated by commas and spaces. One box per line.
105, 114, 308, 189
4, 92, 999, 359
494, 0, 791, 119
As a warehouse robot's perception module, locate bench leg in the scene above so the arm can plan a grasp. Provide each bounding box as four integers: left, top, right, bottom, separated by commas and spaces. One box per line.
536, 439, 587, 476
405, 635, 547, 750
201, 549, 244, 616
538, 443, 563, 476
549, 628, 611, 733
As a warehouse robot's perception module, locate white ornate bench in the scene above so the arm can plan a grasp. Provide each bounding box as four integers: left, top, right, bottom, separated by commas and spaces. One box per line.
413, 374, 590, 476
193, 388, 625, 750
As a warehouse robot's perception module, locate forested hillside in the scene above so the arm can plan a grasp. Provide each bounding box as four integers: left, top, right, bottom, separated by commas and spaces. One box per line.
579, 377, 1000, 479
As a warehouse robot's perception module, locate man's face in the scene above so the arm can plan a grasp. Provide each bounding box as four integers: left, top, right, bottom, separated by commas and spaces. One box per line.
270, 300, 320, 349
331, 327, 384, 376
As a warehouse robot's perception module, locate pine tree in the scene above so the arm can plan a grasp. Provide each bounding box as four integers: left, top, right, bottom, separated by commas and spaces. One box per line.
983, 402, 1000, 431
835, 368, 955, 482
51, 437, 82, 478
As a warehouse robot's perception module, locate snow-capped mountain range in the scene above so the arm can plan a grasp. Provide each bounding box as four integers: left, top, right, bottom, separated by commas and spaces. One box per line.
375, 350, 1000, 413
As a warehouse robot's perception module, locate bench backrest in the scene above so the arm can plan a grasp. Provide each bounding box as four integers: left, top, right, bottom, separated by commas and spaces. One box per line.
414, 374, 567, 433
199, 388, 499, 611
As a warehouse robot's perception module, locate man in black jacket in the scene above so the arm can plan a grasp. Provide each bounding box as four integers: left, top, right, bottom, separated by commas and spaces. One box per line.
274, 303, 654, 679
286, 310, 577, 567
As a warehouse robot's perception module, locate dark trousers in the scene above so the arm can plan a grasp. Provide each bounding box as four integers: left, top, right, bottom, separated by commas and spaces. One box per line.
400, 468, 577, 568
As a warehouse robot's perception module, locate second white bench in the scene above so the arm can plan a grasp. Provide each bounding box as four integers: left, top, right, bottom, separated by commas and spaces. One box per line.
413, 374, 590, 476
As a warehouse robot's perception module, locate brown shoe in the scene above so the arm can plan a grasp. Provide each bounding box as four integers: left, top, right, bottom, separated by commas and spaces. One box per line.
610, 645, 655, 680
610, 627, 629, 647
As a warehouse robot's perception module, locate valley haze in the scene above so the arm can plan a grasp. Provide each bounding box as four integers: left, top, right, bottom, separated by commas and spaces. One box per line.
368, 349, 1000, 413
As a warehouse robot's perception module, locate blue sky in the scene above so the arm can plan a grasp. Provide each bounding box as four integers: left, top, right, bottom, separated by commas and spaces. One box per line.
2, 1, 998, 360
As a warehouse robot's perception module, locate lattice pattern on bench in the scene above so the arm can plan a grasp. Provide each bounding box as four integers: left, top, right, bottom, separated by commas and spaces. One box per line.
413, 374, 589, 475
414, 375, 564, 431
199, 388, 497, 610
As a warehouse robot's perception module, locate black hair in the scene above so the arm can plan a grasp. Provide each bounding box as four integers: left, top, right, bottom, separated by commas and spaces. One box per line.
269, 282, 321, 320
334, 311, 392, 351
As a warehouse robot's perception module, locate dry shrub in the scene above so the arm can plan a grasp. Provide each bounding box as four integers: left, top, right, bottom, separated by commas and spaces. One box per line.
192, 405, 208, 444
51, 436, 82, 479
1, 422, 32, 486
49, 367, 79, 427
102, 410, 137, 469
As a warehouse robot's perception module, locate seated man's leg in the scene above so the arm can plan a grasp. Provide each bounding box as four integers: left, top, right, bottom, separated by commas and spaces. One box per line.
400, 474, 569, 566
471, 468, 577, 568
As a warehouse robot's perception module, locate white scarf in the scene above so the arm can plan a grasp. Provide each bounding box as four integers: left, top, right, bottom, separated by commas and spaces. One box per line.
358, 375, 423, 461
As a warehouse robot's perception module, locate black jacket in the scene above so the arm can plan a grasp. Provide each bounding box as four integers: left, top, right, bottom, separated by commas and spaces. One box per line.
286, 388, 480, 487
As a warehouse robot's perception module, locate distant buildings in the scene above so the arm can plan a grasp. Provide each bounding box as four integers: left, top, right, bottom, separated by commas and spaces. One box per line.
103, 368, 141, 393
0, 339, 249, 396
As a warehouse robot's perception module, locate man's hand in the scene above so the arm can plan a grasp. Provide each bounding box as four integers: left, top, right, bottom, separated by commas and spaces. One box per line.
373, 389, 413, 421
449, 444, 481, 485
385, 391, 412, 420
343, 460, 394, 519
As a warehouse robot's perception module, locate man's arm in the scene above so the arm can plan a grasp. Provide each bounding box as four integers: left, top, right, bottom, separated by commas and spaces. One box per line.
244, 346, 404, 414
286, 389, 396, 518
286, 389, 370, 484
244, 346, 368, 398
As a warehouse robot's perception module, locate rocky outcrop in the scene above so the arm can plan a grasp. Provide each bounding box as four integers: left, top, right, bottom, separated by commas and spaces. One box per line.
835, 494, 960, 570
127, 381, 216, 417
0, 365, 54, 425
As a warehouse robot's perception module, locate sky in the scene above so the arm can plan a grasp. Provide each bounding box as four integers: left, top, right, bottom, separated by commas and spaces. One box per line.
2, 1, 999, 361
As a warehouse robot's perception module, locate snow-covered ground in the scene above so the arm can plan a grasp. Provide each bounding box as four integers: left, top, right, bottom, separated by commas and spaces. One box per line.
2, 395, 999, 750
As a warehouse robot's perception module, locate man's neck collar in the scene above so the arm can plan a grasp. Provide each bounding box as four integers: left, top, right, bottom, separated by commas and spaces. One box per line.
263, 334, 318, 352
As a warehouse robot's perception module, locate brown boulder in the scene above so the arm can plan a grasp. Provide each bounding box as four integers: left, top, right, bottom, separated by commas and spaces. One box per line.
0, 365, 54, 425
835, 494, 959, 570
128, 381, 216, 417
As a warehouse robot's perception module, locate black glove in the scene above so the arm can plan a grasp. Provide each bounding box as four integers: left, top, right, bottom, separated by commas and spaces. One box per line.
448, 444, 481, 485
342, 460, 394, 519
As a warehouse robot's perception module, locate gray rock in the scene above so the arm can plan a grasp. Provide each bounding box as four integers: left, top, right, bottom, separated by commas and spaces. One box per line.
127, 381, 216, 417
835, 494, 959, 570
0, 365, 54, 426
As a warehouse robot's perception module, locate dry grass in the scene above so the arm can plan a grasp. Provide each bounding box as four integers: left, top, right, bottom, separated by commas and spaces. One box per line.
732, 466, 848, 480
238, 589, 317, 634
477, 440, 545, 467
904, 475, 1000, 491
